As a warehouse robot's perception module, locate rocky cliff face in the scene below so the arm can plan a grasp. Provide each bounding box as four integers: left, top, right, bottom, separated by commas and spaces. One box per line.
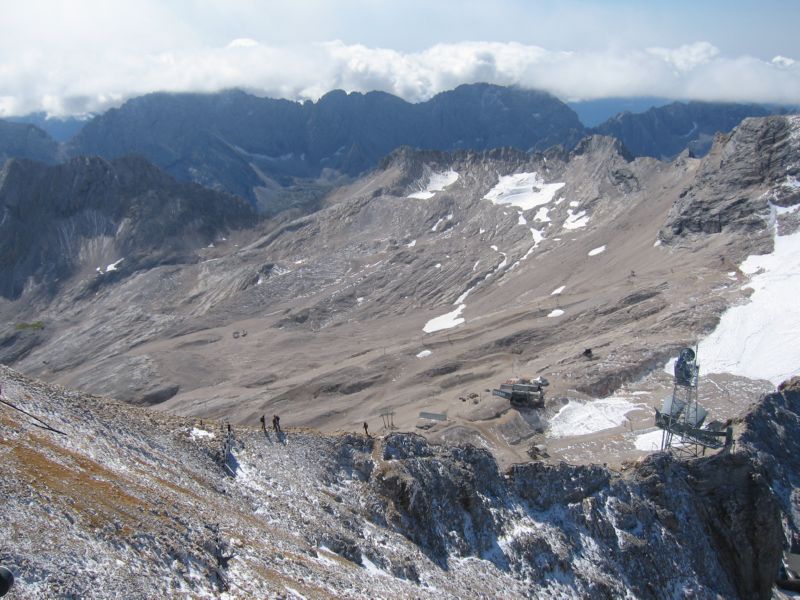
0, 365, 795, 598
592, 101, 772, 159
660, 115, 800, 243
0, 155, 256, 300
67, 84, 584, 209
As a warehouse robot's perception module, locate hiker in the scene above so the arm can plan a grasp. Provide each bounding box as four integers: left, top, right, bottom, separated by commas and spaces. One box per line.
259, 414, 266, 432
272, 414, 281, 434
363, 421, 369, 437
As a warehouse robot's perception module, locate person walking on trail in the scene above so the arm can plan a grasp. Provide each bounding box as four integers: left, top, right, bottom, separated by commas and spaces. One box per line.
363, 421, 370, 437
272, 414, 281, 434
259, 414, 266, 432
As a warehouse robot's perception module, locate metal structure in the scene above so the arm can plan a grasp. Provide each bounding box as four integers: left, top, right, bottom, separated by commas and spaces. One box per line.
492, 376, 548, 407
655, 347, 732, 457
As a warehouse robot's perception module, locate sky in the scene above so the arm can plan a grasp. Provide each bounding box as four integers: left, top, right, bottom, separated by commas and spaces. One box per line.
0, 0, 798, 117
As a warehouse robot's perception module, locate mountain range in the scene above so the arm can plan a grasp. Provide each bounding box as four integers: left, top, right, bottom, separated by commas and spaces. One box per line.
2, 84, 791, 214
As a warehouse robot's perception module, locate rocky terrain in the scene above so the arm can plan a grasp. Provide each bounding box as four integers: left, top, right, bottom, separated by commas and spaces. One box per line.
1, 115, 798, 471
2, 365, 799, 598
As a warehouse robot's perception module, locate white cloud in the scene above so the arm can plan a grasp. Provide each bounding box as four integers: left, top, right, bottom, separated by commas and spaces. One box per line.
227, 38, 260, 49
0, 27, 799, 117
773, 55, 796, 68
646, 42, 720, 72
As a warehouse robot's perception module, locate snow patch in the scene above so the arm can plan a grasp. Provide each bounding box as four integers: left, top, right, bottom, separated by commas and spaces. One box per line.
98, 258, 125, 274
518, 213, 527, 225
563, 209, 589, 230
588, 245, 606, 256
484, 172, 566, 211
549, 398, 646, 438
551, 285, 565, 295
407, 239, 417, 248
547, 309, 564, 318
190, 428, 215, 440
106, 258, 124, 272
408, 170, 459, 199
423, 304, 466, 333
633, 429, 664, 452
455, 288, 472, 304
534, 207, 551, 222
496, 252, 508, 270
416, 349, 432, 358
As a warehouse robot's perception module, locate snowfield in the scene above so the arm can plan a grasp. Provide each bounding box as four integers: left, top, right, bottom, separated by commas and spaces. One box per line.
696, 226, 800, 385
484, 172, 565, 211
548, 398, 645, 438
408, 170, 459, 199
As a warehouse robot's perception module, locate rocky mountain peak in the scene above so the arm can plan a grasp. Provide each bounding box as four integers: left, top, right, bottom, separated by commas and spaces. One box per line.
571, 134, 633, 162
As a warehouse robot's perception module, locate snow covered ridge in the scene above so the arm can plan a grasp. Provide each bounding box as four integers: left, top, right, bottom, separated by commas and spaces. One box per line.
1, 365, 798, 598
483, 172, 565, 211
407, 170, 459, 199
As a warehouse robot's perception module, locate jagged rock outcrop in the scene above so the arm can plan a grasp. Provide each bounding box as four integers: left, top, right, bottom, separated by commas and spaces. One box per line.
660, 115, 800, 244
371, 423, 786, 599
